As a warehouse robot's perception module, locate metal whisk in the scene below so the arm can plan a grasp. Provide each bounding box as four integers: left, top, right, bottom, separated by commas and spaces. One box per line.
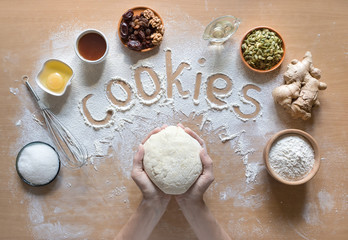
23, 76, 88, 168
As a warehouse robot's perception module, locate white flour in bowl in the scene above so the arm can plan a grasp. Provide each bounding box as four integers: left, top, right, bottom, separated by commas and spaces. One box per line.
269, 134, 314, 180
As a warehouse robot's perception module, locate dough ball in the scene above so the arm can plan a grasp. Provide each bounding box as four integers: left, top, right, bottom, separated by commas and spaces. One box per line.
143, 126, 202, 195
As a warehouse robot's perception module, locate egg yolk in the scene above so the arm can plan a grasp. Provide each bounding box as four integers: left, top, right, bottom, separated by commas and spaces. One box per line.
47, 73, 64, 90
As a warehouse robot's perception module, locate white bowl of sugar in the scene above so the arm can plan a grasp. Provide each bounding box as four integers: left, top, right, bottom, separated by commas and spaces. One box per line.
16, 141, 60, 187
263, 129, 320, 185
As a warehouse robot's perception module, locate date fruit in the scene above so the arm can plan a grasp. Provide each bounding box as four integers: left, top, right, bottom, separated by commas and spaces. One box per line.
122, 9, 134, 22
120, 22, 129, 39
127, 40, 142, 51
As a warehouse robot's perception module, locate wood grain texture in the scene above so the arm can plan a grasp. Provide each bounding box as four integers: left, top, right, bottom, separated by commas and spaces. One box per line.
1, 0, 347, 239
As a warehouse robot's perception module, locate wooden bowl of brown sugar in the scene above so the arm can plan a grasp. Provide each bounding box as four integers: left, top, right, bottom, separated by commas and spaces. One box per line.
118, 6, 164, 52
263, 129, 320, 185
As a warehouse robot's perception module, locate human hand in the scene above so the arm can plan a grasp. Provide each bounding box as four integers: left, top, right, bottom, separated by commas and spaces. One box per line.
116, 126, 171, 240
175, 124, 215, 205
131, 126, 171, 206
173, 125, 231, 240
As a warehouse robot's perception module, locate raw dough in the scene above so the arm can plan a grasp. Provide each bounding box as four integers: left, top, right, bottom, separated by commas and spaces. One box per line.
143, 126, 202, 194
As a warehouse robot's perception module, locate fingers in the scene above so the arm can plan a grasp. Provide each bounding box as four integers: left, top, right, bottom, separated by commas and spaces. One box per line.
184, 127, 205, 147
200, 148, 214, 177
196, 148, 214, 192
179, 158, 214, 201
186, 149, 214, 196
131, 145, 151, 191
132, 144, 145, 174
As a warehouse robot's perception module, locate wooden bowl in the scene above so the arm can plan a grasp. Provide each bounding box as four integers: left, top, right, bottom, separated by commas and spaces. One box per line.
263, 129, 320, 185
240, 26, 285, 73
117, 6, 164, 52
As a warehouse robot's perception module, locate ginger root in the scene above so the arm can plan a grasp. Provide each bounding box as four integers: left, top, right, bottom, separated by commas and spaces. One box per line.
272, 51, 327, 120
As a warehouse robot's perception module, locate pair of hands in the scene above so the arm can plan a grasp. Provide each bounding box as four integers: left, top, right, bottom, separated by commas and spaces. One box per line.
131, 124, 215, 208
117, 124, 230, 240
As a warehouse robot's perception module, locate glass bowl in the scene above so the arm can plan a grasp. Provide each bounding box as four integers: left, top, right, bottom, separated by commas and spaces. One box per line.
203, 15, 241, 44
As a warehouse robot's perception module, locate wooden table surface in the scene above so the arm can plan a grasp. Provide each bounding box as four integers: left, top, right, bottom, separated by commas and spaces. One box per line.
1, 0, 347, 239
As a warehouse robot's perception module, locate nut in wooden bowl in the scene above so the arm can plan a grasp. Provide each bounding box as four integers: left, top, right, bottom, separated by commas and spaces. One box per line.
118, 6, 164, 52
263, 129, 320, 185
240, 26, 285, 73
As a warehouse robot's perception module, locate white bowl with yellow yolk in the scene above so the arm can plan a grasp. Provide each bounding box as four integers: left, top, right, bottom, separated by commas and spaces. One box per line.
36, 59, 74, 96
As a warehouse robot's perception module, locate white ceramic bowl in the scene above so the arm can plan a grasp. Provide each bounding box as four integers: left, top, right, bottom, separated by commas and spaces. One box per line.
75, 29, 109, 64
36, 59, 74, 96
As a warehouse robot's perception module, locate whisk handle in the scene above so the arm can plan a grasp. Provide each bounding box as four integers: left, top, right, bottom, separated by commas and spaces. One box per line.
24, 79, 40, 102
23, 77, 48, 110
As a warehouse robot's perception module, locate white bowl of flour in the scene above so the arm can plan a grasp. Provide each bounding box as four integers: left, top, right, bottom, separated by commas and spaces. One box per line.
16, 141, 61, 186
263, 129, 320, 185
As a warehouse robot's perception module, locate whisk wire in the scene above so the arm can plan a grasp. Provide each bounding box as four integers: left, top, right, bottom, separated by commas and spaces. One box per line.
24, 77, 88, 168
43, 110, 88, 168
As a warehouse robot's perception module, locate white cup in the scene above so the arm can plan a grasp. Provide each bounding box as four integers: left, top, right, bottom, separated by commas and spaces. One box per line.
74, 29, 109, 64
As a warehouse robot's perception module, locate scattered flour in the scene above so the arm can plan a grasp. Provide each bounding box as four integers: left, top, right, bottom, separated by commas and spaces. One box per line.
108, 186, 127, 198
27, 194, 92, 239
219, 185, 269, 209
245, 162, 264, 183
15, 120, 22, 126
10, 8, 288, 240
10, 87, 19, 95
302, 202, 321, 225
317, 190, 334, 214
287, 220, 310, 240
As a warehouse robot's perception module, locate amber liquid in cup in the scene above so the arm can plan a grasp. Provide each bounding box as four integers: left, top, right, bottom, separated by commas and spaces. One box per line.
78, 32, 107, 61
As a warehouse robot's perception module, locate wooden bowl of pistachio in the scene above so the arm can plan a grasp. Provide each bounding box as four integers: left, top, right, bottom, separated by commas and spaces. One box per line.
240, 26, 285, 72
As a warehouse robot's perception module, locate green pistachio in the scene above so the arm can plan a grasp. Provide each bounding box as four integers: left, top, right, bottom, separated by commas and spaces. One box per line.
242, 28, 284, 70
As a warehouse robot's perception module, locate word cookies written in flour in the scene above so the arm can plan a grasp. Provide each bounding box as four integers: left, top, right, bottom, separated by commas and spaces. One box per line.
80, 50, 261, 127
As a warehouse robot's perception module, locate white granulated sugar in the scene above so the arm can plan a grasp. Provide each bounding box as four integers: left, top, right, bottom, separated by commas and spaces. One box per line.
11, 8, 289, 239
17, 142, 60, 185
269, 135, 314, 180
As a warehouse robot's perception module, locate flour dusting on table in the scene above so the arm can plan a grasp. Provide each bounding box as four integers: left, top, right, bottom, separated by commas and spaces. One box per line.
10, 9, 290, 239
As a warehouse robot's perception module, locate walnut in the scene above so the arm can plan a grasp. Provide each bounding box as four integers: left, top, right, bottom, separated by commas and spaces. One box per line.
149, 16, 161, 28
143, 9, 155, 20
133, 19, 140, 29
151, 33, 163, 46
157, 25, 165, 35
